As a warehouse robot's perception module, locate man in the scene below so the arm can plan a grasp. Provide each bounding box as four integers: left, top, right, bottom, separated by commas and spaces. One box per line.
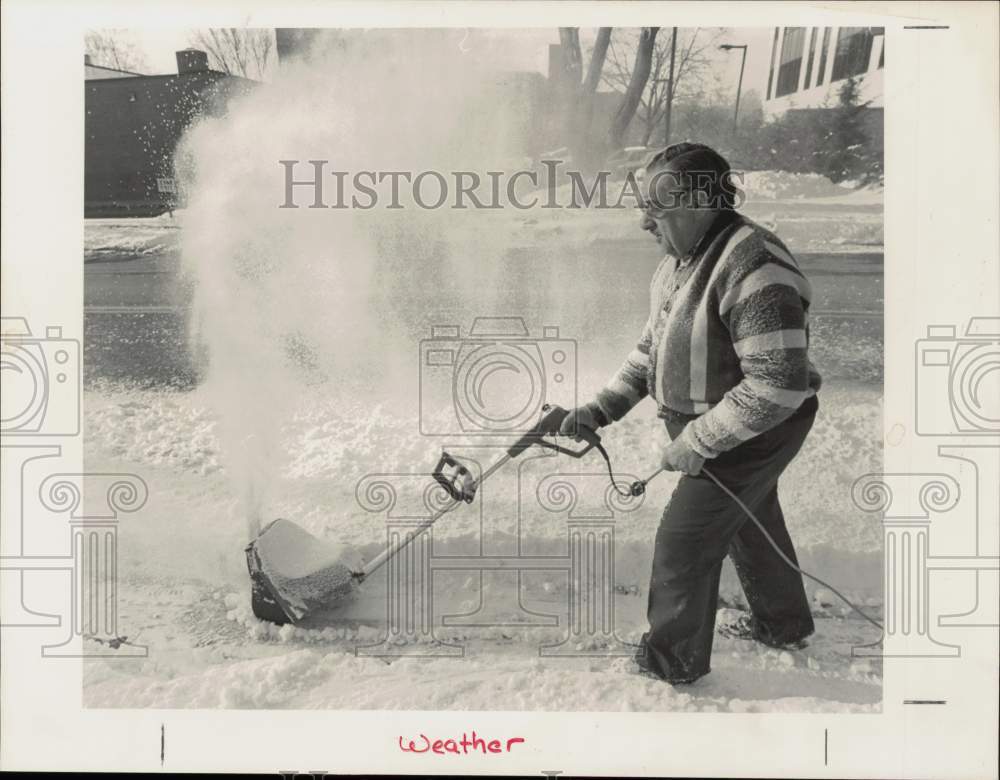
561, 142, 822, 684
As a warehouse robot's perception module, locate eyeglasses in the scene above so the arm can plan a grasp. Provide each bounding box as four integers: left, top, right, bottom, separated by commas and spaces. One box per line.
636, 190, 689, 219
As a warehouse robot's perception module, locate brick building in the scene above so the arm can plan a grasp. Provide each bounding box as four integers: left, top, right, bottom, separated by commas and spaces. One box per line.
85, 49, 255, 217
85, 54, 142, 81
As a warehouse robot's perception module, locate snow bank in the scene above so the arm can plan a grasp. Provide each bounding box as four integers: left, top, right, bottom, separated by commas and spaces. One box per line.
84, 212, 183, 259
85, 392, 220, 475
742, 170, 869, 201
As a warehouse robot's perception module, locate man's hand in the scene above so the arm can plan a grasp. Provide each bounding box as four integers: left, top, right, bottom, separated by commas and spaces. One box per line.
661, 435, 705, 476
558, 405, 602, 441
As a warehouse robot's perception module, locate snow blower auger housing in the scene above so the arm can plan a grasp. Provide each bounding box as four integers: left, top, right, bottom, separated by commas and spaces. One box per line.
245, 518, 365, 626
245, 404, 606, 625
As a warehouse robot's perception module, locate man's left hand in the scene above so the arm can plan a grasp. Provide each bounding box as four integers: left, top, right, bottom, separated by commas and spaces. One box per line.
661, 435, 705, 476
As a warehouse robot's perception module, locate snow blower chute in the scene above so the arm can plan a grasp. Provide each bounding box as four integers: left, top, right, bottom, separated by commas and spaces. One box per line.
245, 404, 605, 625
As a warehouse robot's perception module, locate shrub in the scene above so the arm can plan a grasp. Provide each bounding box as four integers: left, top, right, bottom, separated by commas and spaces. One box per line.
728, 77, 883, 185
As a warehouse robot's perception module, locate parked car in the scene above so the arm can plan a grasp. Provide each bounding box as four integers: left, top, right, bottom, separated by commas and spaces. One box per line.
537, 146, 572, 165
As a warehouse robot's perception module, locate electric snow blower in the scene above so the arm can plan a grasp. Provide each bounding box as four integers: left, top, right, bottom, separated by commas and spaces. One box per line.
245, 403, 885, 634
245, 404, 607, 625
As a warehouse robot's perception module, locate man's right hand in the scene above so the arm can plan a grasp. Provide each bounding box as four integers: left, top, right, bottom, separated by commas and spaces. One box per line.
558, 405, 603, 441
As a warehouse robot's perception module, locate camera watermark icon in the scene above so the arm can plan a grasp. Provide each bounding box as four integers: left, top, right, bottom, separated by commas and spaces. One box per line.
418, 318, 576, 436
935, 445, 1000, 628
1, 316, 81, 437
915, 317, 1000, 436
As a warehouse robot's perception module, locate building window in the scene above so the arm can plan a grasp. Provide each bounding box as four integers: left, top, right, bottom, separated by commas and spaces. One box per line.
766, 27, 780, 100
873, 27, 885, 69
831, 27, 875, 82
775, 27, 806, 98
803, 27, 819, 90
816, 27, 831, 86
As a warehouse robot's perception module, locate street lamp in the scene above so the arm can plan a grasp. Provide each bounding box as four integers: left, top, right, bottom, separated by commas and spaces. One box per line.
719, 43, 748, 134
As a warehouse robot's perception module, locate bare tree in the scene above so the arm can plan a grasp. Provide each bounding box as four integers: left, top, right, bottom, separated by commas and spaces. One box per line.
552, 27, 614, 166
607, 27, 659, 150
557, 28, 584, 89
579, 27, 613, 148
189, 28, 274, 80
604, 27, 725, 147
85, 30, 148, 73
583, 27, 612, 95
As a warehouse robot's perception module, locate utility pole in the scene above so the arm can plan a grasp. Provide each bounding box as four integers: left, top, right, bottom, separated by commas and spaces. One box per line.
663, 27, 678, 146
719, 43, 749, 134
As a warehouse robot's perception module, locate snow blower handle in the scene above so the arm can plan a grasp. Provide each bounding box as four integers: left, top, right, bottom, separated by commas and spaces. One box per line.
505, 403, 602, 458
433, 452, 477, 504
432, 405, 601, 505
362, 406, 609, 582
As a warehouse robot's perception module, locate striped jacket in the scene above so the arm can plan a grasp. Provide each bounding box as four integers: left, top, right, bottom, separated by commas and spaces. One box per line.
589, 210, 822, 458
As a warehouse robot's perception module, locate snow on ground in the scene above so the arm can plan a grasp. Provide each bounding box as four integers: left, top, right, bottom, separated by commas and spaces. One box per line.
84, 211, 184, 260
740, 170, 883, 204
82, 379, 883, 712
81, 172, 884, 711
83, 584, 881, 711
83, 382, 882, 567
506, 171, 882, 253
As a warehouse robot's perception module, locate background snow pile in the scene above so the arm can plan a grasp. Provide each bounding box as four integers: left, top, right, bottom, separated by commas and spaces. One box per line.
84, 212, 183, 260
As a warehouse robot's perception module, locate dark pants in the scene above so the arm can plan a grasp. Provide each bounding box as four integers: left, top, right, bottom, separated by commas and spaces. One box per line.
637, 395, 818, 683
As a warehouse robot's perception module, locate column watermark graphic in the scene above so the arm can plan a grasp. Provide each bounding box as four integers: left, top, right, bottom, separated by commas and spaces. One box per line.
851, 472, 961, 657
354, 464, 643, 658
35, 473, 148, 656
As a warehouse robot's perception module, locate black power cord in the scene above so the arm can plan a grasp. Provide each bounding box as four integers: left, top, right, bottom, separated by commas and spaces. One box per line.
591, 442, 884, 633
